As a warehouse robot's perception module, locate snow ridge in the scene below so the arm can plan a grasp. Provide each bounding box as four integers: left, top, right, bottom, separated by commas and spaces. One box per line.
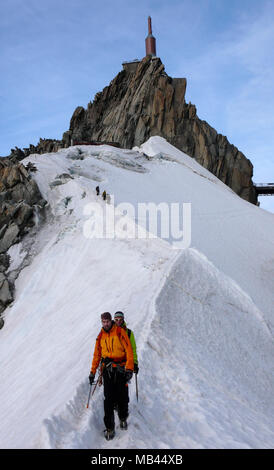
39, 247, 180, 449
40, 248, 274, 449
1, 137, 273, 449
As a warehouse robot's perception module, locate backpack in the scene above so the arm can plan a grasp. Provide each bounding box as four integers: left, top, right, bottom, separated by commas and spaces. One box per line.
127, 328, 132, 339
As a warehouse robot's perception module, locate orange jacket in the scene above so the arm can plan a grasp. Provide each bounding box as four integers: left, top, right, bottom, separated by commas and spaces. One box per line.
90, 323, 134, 374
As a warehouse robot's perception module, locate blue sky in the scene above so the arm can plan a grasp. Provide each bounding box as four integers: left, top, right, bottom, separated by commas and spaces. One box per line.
1, 0, 274, 212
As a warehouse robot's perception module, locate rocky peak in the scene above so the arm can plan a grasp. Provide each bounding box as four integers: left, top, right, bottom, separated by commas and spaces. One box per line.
64, 57, 187, 149
5, 56, 257, 204
63, 56, 257, 204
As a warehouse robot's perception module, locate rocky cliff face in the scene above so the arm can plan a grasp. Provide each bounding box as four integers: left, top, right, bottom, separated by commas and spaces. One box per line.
63, 56, 257, 204
0, 158, 46, 326
9, 139, 63, 161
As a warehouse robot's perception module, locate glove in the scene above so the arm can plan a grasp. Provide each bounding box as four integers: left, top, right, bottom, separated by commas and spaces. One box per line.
89, 373, 95, 385
125, 369, 133, 383
134, 364, 139, 375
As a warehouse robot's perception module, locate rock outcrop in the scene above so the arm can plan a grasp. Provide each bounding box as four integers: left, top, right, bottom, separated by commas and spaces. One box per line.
63, 56, 257, 204
0, 158, 46, 325
9, 139, 63, 162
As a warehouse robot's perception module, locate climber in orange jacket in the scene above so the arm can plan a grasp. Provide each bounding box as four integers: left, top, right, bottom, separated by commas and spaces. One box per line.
89, 312, 134, 440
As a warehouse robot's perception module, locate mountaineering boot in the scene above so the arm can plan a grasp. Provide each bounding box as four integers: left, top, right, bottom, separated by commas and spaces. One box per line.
104, 428, 115, 440
120, 419, 128, 430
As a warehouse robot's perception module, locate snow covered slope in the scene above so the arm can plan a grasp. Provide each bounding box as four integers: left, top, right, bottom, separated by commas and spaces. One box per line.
0, 137, 273, 449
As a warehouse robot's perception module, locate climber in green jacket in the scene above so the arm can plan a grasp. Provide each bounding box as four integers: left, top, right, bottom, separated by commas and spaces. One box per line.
114, 311, 139, 374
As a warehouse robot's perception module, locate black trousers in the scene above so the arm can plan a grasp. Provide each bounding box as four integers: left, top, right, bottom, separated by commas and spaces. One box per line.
103, 367, 129, 430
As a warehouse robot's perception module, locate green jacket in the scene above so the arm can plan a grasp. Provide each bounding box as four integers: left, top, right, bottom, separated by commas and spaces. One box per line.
122, 321, 138, 365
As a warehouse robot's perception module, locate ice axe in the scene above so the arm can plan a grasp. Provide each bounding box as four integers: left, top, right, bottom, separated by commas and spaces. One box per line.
135, 373, 139, 402
86, 383, 93, 409
86, 365, 104, 408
